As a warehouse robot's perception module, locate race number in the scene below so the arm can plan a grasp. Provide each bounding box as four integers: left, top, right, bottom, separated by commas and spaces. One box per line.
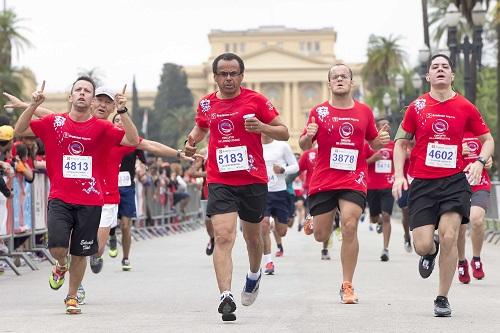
425, 143, 457, 168
216, 146, 249, 172
118, 171, 132, 187
375, 160, 392, 173
330, 147, 358, 171
63, 155, 92, 179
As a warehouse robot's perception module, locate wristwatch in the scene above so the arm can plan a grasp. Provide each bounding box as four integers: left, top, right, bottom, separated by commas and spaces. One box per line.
117, 107, 128, 114
176, 149, 183, 159
476, 156, 487, 166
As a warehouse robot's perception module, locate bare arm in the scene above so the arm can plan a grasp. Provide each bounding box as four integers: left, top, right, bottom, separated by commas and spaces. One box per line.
138, 139, 178, 158
299, 116, 317, 151
464, 132, 495, 185
256, 116, 289, 141
14, 89, 45, 137
184, 125, 209, 157
392, 138, 409, 199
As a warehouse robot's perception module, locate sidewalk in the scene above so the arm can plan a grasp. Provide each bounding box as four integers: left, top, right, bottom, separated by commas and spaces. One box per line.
1, 219, 499, 332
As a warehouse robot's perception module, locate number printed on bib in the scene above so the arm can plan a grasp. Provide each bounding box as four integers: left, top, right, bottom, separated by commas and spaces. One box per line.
118, 171, 132, 187
375, 160, 392, 173
330, 147, 358, 171
216, 146, 249, 172
425, 143, 457, 168
63, 155, 92, 179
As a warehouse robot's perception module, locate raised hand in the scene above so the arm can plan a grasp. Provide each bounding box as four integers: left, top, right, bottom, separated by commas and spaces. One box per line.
184, 135, 197, 157
377, 123, 390, 145
31, 80, 45, 107
3, 92, 26, 109
115, 84, 127, 111
306, 116, 318, 138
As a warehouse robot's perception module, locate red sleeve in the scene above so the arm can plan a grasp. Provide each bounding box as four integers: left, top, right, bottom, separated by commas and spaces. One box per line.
467, 106, 490, 137
255, 94, 279, 124
364, 141, 375, 159
365, 107, 378, 141
298, 153, 307, 172
401, 104, 417, 134
103, 120, 125, 147
195, 98, 209, 129
30, 113, 54, 141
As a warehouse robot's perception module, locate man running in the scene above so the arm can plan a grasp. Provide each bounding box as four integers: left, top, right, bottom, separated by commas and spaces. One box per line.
392, 54, 493, 317
14, 77, 140, 314
184, 52, 289, 321
261, 133, 298, 274
300, 64, 389, 304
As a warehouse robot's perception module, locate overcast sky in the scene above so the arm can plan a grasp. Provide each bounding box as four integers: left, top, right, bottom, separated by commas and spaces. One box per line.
9, 0, 426, 93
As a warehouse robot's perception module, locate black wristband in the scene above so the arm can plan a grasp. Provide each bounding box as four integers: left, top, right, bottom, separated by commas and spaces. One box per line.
117, 107, 128, 114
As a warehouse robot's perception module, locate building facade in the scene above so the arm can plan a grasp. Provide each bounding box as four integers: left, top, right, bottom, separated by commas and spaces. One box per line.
185, 26, 364, 150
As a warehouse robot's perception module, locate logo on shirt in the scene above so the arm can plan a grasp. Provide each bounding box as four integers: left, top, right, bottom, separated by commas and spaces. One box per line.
467, 141, 479, 154
380, 150, 390, 159
432, 119, 449, 135
339, 122, 354, 139
53, 115, 66, 129
316, 106, 329, 122
218, 119, 234, 136
200, 99, 211, 113
266, 100, 275, 111
414, 98, 426, 114
68, 141, 85, 155
309, 152, 316, 162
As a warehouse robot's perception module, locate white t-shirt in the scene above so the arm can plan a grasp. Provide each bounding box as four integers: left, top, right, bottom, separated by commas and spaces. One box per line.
262, 140, 299, 192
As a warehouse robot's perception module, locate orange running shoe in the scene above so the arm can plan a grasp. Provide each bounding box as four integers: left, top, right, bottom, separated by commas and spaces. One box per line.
303, 216, 314, 235
64, 295, 81, 314
339, 281, 358, 304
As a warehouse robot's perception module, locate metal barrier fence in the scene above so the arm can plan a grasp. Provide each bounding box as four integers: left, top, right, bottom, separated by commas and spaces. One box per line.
0, 172, 204, 276
484, 181, 500, 244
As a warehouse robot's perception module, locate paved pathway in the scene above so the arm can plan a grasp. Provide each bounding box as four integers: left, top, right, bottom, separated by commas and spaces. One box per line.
1, 219, 499, 332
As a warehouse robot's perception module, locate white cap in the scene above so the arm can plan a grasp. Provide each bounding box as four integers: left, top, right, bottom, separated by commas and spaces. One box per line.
95, 86, 116, 101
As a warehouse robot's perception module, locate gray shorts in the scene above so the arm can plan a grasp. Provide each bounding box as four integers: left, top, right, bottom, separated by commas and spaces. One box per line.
471, 190, 490, 212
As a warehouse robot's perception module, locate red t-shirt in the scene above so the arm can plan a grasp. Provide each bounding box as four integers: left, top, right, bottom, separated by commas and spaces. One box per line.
195, 87, 279, 186
401, 93, 489, 179
30, 113, 125, 206
302, 101, 378, 195
102, 144, 136, 204
462, 133, 490, 192
298, 147, 317, 194
365, 141, 395, 190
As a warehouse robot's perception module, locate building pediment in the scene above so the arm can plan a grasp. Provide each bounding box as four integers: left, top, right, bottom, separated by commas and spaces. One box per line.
243, 47, 331, 70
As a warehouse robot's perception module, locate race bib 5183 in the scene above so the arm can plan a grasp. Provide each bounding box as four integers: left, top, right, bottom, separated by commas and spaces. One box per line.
216, 146, 249, 172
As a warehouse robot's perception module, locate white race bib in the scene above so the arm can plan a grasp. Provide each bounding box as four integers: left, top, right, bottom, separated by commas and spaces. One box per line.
375, 160, 392, 173
216, 146, 249, 172
330, 147, 358, 171
63, 155, 92, 179
425, 143, 457, 168
118, 171, 132, 187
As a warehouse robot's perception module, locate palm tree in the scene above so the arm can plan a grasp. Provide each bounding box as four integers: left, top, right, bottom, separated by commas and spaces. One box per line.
362, 34, 407, 91
77, 67, 105, 87
0, 9, 32, 70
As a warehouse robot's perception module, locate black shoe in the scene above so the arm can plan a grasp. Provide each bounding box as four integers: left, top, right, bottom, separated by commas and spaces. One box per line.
419, 238, 440, 279
218, 291, 236, 321
206, 238, 215, 256
376, 223, 383, 234
434, 296, 451, 317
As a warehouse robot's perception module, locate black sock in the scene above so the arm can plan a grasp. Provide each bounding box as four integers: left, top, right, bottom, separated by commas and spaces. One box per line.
458, 259, 466, 265
472, 256, 481, 261
210, 237, 214, 243
109, 227, 116, 236
277, 244, 283, 252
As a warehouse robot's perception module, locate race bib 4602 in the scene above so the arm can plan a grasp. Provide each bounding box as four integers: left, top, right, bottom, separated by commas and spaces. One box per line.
425, 143, 457, 168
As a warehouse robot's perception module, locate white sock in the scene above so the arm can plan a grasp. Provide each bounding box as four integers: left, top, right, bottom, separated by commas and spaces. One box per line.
263, 254, 272, 264
247, 270, 261, 280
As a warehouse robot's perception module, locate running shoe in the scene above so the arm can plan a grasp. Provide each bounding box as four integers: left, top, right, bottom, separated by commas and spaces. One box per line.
275, 249, 284, 257
298, 222, 303, 232
264, 262, 275, 275
404, 235, 412, 253
376, 223, 383, 234
77, 284, 86, 305
457, 260, 470, 284
321, 249, 331, 260
89, 255, 103, 274
339, 281, 358, 304
380, 248, 389, 262
218, 291, 236, 321
122, 258, 132, 271
303, 216, 313, 235
108, 235, 118, 258
471, 258, 485, 280
434, 296, 451, 317
64, 295, 81, 315
49, 261, 68, 290
241, 271, 261, 306
419, 238, 439, 279
205, 238, 215, 256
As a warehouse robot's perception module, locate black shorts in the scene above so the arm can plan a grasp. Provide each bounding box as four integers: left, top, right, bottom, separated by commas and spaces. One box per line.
367, 189, 395, 216
308, 190, 366, 216
471, 190, 490, 212
47, 199, 102, 256
264, 190, 290, 224
207, 183, 267, 223
408, 173, 471, 231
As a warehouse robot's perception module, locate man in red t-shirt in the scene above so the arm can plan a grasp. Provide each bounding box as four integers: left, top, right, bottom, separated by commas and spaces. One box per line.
456, 133, 492, 284
299, 63, 390, 305
184, 52, 289, 321
393, 54, 494, 317
14, 77, 140, 315
365, 118, 395, 262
